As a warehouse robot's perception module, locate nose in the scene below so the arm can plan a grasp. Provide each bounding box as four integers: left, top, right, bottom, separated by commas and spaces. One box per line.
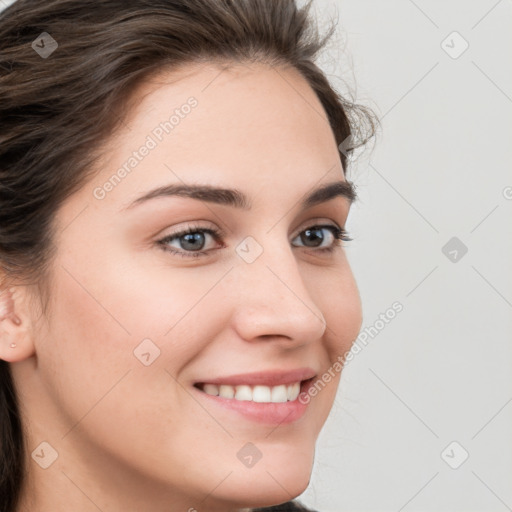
229, 239, 327, 349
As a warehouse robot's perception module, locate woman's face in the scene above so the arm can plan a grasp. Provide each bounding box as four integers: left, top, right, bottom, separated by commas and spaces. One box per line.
14, 62, 362, 511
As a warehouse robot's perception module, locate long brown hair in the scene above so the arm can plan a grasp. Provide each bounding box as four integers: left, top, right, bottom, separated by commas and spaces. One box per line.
0, 1, 377, 510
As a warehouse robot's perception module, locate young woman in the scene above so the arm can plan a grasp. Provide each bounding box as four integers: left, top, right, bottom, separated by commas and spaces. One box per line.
0, 0, 377, 510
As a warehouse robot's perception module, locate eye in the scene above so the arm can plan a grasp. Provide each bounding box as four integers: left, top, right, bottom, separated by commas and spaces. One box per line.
156, 223, 352, 259
291, 224, 352, 253
157, 224, 224, 258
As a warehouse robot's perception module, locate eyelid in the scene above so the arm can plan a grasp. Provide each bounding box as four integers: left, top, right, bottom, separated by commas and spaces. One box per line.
292, 217, 342, 236
158, 221, 225, 240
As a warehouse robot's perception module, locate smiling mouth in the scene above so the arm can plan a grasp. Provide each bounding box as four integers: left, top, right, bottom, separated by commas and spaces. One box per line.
193, 378, 315, 404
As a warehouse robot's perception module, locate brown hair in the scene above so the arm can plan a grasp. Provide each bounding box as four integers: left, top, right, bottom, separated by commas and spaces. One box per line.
0, 0, 377, 510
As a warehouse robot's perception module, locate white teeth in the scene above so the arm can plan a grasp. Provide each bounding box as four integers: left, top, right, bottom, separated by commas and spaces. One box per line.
252, 385, 271, 403
234, 385, 252, 401
200, 382, 302, 403
203, 384, 219, 396
218, 385, 235, 399
287, 382, 300, 401
271, 385, 288, 403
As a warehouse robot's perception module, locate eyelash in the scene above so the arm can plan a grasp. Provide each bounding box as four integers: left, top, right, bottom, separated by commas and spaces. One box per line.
156, 223, 352, 259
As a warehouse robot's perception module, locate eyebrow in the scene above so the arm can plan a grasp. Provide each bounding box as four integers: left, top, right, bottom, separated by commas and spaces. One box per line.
122, 179, 356, 211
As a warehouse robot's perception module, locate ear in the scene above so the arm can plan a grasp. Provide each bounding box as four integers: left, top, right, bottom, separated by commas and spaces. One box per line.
0, 285, 36, 362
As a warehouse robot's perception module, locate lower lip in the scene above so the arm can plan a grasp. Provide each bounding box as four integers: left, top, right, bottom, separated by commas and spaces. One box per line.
193, 379, 315, 425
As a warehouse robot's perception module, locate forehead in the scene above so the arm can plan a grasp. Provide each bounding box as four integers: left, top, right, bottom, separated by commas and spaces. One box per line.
88, 61, 345, 210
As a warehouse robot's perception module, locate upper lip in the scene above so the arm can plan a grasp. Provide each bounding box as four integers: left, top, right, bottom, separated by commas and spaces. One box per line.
194, 367, 317, 387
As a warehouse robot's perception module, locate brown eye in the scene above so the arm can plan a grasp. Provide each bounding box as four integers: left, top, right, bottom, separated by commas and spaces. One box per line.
292, 224, 351, 252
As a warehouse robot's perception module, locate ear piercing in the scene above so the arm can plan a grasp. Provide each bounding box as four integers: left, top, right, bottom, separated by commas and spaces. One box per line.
10, 343, 16, 348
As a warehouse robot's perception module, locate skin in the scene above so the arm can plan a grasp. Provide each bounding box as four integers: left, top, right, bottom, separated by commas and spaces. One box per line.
0, 61, 362, 512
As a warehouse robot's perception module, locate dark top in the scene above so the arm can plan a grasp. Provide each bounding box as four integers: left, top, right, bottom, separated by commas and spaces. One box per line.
253, 500, 317, 511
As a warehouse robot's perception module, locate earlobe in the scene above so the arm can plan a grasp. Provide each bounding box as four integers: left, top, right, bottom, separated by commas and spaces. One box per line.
0, 286, 36, 362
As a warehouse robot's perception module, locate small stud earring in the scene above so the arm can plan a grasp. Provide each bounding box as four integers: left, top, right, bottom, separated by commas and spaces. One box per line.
10, 343, 17, 348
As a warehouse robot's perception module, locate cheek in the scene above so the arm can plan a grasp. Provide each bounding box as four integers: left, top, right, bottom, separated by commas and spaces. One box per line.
100, 246, 230, 327
309, 263, 362, 359
295, 263, 361, 424
39, 260, 228, 477
37, 264, 138, 431
41, 250, 231, 418
57, 242, 229, 349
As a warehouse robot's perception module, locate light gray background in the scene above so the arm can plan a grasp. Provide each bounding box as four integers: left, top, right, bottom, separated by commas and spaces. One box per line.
296, 1, 512, 511
1, 0, 510, 511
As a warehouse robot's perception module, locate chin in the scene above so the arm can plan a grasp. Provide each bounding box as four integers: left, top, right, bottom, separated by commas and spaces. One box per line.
222, 476, 311, 510
211, 447, 314, 509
